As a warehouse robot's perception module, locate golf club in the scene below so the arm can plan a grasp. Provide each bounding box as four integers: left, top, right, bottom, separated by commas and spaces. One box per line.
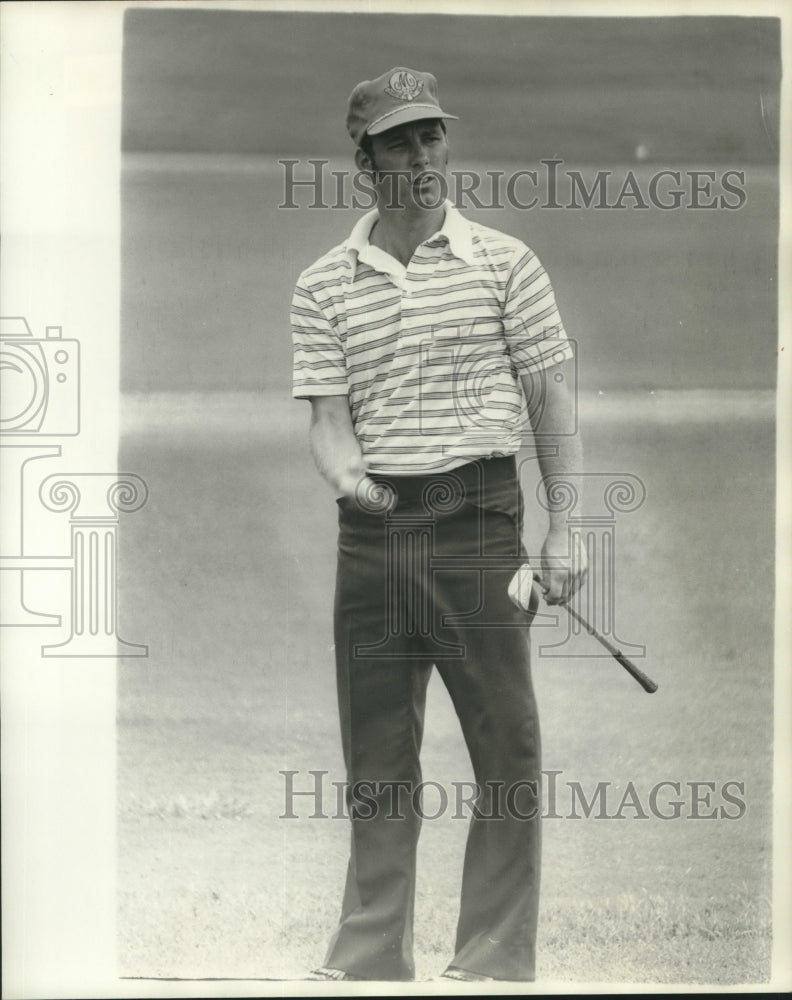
509, 564, 658, 694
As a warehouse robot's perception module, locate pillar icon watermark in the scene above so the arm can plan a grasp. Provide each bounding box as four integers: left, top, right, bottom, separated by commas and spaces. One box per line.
341, 464, 648, 672
534, 472, 647, 660
352, 474, 470, 660
0, 315, 148, 657
36, 474, 149, 657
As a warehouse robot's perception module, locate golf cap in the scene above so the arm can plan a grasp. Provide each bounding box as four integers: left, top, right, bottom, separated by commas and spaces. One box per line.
346, 67, 458, 146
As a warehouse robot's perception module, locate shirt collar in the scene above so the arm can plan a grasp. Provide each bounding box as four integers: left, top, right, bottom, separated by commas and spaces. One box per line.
437, 202, 476, 267
345, 200, 476, 280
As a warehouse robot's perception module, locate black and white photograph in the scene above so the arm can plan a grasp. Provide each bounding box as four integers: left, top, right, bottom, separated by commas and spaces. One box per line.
1, 1, 790, 996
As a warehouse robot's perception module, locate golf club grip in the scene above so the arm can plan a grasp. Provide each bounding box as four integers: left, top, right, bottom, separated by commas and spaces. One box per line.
611, 651, 658, 694
562, 601, 658, 694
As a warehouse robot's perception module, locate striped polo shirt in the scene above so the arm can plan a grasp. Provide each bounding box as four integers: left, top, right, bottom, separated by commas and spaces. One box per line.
291, 201, 573, 474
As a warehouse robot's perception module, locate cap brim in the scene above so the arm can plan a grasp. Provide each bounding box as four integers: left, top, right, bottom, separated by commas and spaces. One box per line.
366, 103, 459, 137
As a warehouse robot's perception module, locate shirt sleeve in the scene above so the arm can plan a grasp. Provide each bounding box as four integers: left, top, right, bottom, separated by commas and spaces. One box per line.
502, 246, 574, 374
291, 275, 349, 399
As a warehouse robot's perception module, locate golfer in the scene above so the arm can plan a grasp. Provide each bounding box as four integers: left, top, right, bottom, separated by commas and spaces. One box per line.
291, 66, 586, 983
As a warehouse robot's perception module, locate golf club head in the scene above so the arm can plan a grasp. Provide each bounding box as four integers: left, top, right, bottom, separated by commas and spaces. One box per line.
507, 562, 541, 623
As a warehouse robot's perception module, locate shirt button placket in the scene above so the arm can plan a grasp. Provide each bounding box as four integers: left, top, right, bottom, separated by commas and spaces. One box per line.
402, 277, 413, 330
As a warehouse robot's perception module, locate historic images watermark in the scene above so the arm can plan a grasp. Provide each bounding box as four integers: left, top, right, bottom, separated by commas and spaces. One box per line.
280, 769, 747, 822
279, 158, 748, 211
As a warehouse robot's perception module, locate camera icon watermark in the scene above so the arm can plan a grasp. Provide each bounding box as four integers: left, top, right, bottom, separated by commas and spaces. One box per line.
0, 317, 80, 436
0, 315, 147, 657
416, 322, 578, 452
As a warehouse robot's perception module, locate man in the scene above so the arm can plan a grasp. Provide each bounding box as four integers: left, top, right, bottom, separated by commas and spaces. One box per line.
291, 66, 586, 982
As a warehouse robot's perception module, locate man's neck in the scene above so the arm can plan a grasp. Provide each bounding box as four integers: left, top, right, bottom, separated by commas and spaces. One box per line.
369, 203, 445, 267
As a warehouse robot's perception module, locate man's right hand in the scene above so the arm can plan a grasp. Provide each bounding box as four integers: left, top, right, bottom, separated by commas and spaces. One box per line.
308, 395, 395, 511
337, 464, 395, 513
335, 457, 371, 500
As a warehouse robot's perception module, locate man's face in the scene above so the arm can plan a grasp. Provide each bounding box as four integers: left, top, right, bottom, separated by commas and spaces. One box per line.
365, 118, 449, 209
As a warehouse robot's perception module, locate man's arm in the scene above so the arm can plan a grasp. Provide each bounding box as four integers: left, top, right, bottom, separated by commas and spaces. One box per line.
521, 362, 588, 605
308, 394, 376, 500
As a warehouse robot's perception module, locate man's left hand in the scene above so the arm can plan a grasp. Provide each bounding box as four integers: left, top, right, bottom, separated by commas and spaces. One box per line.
539, 528, 588, 605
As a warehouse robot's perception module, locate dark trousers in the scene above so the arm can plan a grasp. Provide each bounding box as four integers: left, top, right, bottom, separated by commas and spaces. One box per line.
325, 457, 541, 981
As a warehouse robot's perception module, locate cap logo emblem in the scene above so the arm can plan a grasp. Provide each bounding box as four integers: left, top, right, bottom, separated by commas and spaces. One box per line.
384, 70, 424, 102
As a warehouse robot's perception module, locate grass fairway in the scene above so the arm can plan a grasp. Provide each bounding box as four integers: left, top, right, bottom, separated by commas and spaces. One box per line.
118, 391, 773, 985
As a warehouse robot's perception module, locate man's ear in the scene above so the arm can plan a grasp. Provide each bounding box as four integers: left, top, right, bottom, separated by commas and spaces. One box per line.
354, 146, 373, 173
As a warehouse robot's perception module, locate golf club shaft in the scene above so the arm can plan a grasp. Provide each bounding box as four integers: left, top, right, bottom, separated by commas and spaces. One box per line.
561, 600, 658, 694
